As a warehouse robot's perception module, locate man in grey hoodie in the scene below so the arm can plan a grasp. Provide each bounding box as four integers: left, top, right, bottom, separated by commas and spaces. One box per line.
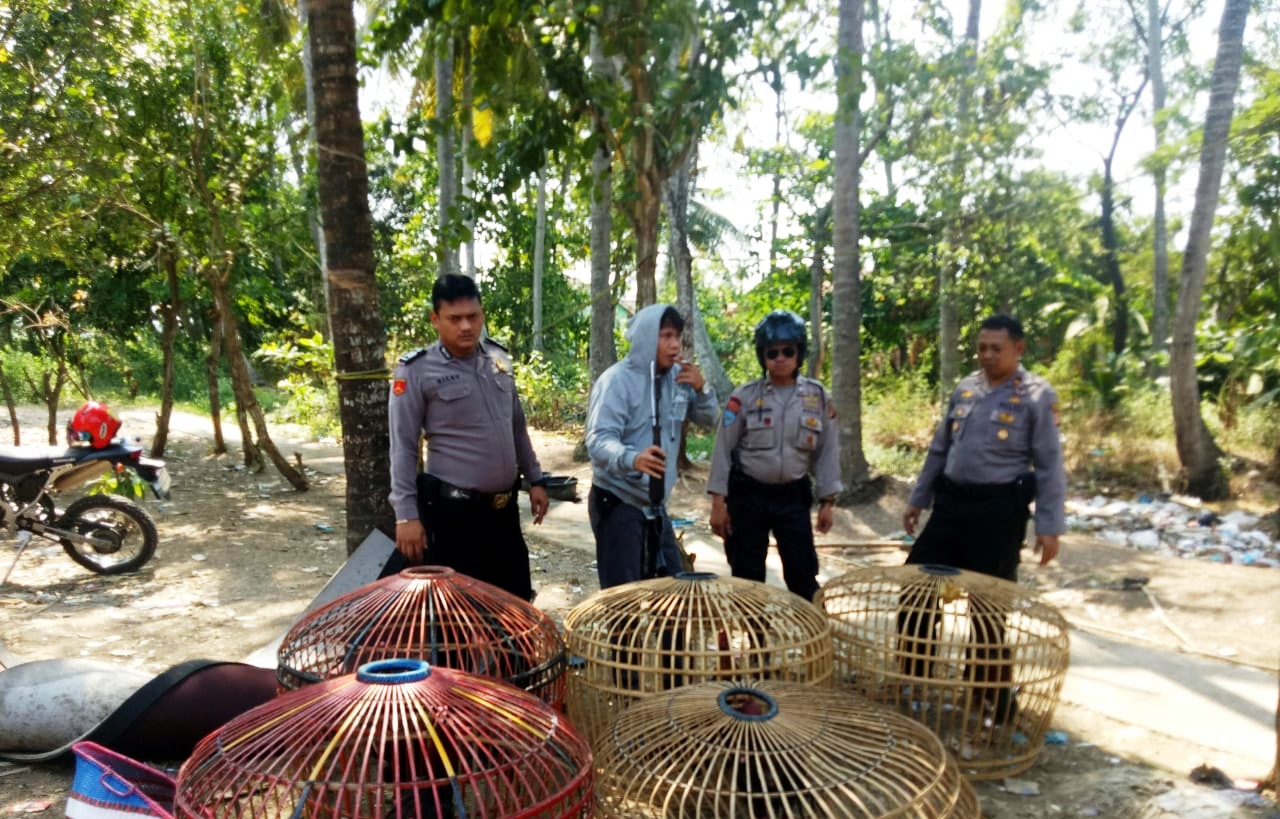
586, 304, 720, 588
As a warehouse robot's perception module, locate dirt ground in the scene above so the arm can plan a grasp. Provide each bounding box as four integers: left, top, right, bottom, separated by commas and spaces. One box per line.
1, 407, 1278, 818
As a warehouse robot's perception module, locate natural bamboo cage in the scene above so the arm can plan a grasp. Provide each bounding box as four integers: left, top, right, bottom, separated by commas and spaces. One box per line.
563, 572, 833, 746
175, 659, 593, 819
816, 564, 1070, 779
594, 680, 980, 819
276, 565, 567, 707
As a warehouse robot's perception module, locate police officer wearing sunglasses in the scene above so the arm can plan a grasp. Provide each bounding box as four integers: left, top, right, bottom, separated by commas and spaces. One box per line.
706, 310, 842, 600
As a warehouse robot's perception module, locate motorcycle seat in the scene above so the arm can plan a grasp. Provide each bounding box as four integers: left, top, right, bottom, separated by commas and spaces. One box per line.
0, 443, 135, 471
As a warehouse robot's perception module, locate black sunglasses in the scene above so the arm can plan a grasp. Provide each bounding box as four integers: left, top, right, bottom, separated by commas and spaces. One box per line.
766, 346, 797, 360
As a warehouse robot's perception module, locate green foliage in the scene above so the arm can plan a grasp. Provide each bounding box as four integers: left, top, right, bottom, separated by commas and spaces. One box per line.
1061, 386, 1180, 492
0, 349, 54, 404
861, 373, 936, 480
88, 464, 148, 500
684, 428, 715, 462
514, 350, 590, 431
254, 331, 342, 439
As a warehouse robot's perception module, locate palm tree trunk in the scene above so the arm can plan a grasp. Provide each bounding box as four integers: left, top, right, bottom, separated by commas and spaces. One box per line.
1148, 0, 1170, 366
937, 0, 981, 397
435, 37, 459, 279
533, 159, 547, 352
304, 0, 394, 550
832, 0, 870, 490
588, 30, 618, 385
1169, 0, 1248, 501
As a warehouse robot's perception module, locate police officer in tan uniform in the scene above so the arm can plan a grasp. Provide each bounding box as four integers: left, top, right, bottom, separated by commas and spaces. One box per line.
899, 313, 1066, 724
903, 313, 1066, 578
387, 274, 549, 600
707, 310, 842, 601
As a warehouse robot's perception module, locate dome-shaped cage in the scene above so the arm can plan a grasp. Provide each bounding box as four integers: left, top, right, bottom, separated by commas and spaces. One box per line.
563, 572, 833, 746
277, 565, 567, 707
816, 564, 1070, 779
175, 659, 593, 819
594, 680, 980, 819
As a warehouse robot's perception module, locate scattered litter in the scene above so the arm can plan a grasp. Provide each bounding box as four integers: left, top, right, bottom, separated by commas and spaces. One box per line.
314, 523, 335, 533
1002, 778, 1040, 796
1066, 495, 1278, 567
1044, 730, 1069, 745
191, 553, 207, 561
5, 801, 51, 814
1140, 785, 1267, 818
300, 566, 320, 573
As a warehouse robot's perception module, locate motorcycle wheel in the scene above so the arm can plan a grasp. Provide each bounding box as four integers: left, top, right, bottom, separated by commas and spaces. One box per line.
58, 495, 159, 575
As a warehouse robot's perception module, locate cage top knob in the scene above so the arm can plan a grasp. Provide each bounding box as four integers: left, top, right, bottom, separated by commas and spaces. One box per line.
717, 687, 779, 721
356, 658, 432, 684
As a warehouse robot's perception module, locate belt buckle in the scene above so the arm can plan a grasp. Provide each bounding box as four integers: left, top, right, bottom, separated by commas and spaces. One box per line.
491, 492, 510, 510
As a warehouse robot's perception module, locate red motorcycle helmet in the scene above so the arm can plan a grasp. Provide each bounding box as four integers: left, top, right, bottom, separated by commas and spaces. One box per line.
67, 401, 122, 449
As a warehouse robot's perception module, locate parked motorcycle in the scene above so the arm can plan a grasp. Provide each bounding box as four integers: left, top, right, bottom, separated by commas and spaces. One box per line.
1, 403, 171, 582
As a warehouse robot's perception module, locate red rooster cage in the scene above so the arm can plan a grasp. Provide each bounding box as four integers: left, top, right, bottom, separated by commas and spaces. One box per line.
276, 565, 567, 707
174, 658, 593, 819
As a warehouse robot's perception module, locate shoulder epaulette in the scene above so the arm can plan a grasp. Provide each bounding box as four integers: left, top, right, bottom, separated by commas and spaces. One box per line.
397, 348, 427, 365
482, 337, 509, 353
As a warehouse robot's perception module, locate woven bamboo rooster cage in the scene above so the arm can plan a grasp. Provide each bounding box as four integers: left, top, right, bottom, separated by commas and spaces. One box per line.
816, 564, 1070, 779
276, 565, 567, 707
174, 659, 593, 819
562, 572, 833, 746
594, 679, 980, 819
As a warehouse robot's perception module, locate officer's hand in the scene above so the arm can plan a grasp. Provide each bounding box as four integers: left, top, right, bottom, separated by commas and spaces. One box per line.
1034, 534, 1060, 566
395, 519, 426, 562
674, 357, 706, 393
633, 446, 667, 480
903, 505, 922, 536
709, 499, 731, 539
816, 503, 835, 534
529, 486, 549, 524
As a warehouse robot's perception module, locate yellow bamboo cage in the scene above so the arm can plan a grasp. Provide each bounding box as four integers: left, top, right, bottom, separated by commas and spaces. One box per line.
816, 563, 1070, 779
594, 679, 980, 819
563, 572, 833, 746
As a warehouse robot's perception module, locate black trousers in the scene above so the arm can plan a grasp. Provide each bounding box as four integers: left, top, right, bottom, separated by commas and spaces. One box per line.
904, 475, 1033, 581
724, 474, 818, 601
380, 476, 534, 601
898, 476, 1032, 717
588, 486, 683, 590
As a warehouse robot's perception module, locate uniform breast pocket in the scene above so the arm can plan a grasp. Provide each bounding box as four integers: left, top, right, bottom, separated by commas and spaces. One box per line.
947, 401, 974, 439
436, 383, 483, 426
989, 406, 1028, 447
742, 414, 778, 450
793, 413, 823, 451
493, 371, 514, 395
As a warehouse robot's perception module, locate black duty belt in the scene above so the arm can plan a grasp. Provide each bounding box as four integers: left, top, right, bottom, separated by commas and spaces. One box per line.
935, 474, 1030, 503
729, 469, 810, 502
435, 478, 516, 510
